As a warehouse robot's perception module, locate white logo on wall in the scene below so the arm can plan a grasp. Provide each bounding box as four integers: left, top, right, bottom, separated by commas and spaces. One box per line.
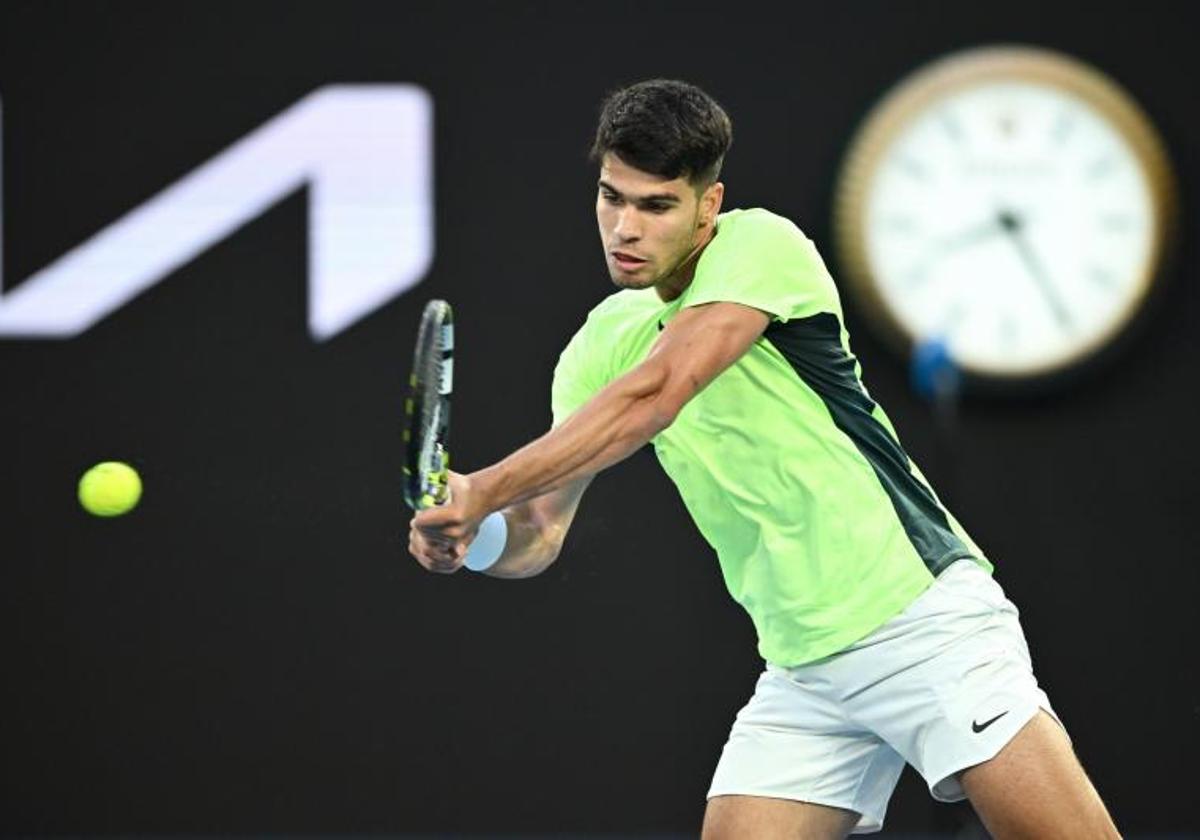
0, 85, 434, 341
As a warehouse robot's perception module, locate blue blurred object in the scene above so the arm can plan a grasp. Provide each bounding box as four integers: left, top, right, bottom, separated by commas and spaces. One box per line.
910, 337, 962, 401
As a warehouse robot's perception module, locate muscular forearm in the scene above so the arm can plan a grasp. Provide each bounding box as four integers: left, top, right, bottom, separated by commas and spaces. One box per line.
473, 363, 672, 515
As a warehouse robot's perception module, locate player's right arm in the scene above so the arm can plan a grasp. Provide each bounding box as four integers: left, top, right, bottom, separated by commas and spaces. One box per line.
409, 471, 591, 578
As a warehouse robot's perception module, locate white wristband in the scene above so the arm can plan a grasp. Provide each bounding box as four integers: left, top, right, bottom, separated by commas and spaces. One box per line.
464, 511, 508, 572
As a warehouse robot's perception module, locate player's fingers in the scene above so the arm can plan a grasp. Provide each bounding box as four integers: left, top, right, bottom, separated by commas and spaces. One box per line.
416, 549, 457, 573
412, 525, 443, 551
411, 552, 433, 571
421, 535, 461, 557
417, 524, 468, 544
409, 529, 455, 571
413, 506, 455, 527
426, 544, 463, 573
414, 508, 470, 539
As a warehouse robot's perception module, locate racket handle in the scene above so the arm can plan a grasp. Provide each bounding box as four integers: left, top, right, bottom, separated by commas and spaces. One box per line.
464, 511, 508, 572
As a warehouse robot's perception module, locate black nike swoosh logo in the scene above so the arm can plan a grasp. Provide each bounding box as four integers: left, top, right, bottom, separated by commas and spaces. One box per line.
658, 320, 665, 331
972, 711, 1009, 733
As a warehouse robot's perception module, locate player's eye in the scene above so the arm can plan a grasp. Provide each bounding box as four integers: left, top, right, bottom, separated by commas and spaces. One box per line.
601, 191, 622, 205
643, 203, 670, 213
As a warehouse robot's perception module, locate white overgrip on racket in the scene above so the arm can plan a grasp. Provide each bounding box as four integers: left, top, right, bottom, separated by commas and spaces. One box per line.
464, 511, 508, 572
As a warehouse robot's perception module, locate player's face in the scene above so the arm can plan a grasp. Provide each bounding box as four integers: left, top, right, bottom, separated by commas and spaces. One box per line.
596, 154, 722, 298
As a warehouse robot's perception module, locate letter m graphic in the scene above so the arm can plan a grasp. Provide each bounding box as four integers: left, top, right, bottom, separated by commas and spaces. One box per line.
0, 85, 433, 341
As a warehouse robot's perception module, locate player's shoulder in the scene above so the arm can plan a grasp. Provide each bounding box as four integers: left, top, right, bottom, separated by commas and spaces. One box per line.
696, 207, 829, 289
715, 207, 813, 248
688, 207, 840, 321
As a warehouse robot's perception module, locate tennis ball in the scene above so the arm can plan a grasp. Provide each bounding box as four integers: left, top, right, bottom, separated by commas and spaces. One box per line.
78, 461, 142, 517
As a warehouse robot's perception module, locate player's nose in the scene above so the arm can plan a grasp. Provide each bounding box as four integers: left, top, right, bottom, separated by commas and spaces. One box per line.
613, 206, 642, 241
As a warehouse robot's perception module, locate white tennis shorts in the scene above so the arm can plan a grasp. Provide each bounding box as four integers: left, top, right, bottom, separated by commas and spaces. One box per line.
707, 559, 1064, 834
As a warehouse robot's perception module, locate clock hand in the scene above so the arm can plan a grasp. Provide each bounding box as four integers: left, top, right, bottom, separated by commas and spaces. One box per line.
905, 218, 1004, 286
934, 219, 1005, 252
997, 209, 1073, 329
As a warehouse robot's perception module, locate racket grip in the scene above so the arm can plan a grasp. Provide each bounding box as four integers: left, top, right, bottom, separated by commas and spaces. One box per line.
464, 511, 508, 572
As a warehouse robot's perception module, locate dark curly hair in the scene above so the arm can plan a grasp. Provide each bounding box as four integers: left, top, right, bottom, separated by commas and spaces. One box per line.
590, 79, 733, 187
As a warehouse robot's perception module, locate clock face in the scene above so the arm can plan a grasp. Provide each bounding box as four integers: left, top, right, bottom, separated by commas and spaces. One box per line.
836, 48, 1176, 381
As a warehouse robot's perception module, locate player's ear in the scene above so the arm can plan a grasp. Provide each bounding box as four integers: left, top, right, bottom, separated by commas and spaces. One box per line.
700, 181, 724, 229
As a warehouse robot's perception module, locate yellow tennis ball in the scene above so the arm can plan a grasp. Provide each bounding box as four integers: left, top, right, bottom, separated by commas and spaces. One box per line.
78, 461, 143, 517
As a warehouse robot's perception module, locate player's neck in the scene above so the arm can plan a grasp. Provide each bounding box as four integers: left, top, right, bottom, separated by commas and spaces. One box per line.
655, 224, 718, 302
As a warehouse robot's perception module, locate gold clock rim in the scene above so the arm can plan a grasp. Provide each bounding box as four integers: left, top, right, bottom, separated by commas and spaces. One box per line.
832, 44, 1179, 380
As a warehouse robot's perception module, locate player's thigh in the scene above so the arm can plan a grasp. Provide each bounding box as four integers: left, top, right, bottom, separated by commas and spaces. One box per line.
959, 710, 1120, 839
702, 794, 861, 840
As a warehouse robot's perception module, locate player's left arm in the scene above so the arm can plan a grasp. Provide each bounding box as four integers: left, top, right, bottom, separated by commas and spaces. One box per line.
413, 301, 769, 540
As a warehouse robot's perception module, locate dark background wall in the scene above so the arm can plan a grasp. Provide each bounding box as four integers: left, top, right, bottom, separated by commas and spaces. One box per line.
0, 1, 1195, 835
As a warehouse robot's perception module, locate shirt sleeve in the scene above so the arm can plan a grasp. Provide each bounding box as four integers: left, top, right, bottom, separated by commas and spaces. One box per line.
550, 319, 600, 427
679, 210, 838, 323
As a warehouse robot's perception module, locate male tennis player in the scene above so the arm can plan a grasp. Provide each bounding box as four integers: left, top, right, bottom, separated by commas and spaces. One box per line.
409, 80, 1119, 839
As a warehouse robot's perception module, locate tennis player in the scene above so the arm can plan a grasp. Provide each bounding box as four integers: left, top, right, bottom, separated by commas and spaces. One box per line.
409, 79, 1119, 839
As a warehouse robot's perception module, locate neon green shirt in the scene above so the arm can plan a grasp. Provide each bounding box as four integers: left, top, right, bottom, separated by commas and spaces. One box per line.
552, 208, 990, 667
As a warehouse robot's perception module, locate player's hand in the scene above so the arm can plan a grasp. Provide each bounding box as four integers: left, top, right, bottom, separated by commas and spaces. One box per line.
409, 471, 485, 573
408, 517, 466, 573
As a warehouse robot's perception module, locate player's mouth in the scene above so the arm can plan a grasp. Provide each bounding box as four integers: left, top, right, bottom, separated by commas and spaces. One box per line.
611, 251, 649, 272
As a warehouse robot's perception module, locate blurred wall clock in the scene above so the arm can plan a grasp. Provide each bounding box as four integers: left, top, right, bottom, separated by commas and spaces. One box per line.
833, 45, 1178, 386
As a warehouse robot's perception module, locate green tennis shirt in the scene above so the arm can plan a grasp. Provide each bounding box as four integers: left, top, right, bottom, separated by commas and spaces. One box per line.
552, 208, 991, 667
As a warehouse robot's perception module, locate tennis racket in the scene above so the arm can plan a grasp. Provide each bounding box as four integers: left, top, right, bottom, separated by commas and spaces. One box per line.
402, 299, 454, 511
